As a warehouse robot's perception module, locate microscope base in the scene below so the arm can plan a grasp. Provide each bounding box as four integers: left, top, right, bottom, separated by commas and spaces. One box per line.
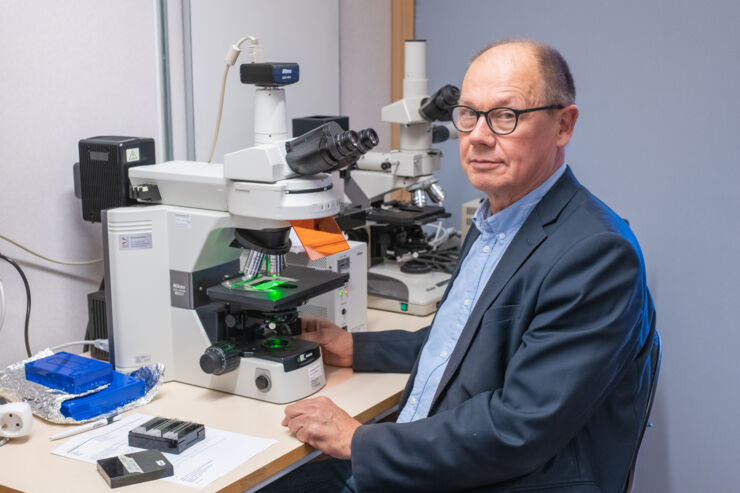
197, 353, 325, 404
366, 262, 451, 316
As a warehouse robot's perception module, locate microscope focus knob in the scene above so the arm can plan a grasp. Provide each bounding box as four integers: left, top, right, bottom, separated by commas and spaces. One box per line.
200, 342, 240, 375
255, 374, 271, 392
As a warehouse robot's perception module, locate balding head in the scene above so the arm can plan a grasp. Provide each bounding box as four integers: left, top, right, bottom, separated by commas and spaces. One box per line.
473, 40, 576, 107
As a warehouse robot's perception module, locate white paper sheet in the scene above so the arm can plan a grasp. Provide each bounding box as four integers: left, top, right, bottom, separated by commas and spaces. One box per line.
51, 413, 276, 489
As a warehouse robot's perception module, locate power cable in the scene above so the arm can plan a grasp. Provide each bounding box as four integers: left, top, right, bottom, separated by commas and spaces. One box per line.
206, 36, 262, 163
0, 253, 32, 357
0, 277, 5, 334
0, 234, 102, 265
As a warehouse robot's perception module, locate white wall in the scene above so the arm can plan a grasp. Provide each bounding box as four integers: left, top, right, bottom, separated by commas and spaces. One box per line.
0, 0, 389, 368
339, 0, 392, 152
0, 0, 164, 366
188, 0, 341, 162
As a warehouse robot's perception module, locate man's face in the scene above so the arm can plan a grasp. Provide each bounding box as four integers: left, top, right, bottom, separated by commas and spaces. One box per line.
458, 45, 575, 210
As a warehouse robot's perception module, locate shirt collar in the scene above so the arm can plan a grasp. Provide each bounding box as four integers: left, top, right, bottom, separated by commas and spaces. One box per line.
472, 163, 568, 237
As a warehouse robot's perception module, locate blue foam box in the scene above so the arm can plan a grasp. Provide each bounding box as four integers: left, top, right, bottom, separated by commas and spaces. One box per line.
25, 352, 113, 393
61, 371, 146, 421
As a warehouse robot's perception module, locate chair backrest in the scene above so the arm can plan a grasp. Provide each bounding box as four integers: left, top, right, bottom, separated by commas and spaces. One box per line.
623, 331, 662, 493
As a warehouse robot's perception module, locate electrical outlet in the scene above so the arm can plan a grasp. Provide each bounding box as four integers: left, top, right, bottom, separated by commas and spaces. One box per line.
0, 402, 33, 438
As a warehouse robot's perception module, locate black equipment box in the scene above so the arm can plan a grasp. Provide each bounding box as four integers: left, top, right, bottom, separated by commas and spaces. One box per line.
97, 449, 173, 488
87, 289, 108, 361
76, 136, 155, 223
292, 115, 349, 138
129, 417, 206, 454
240, 62, 299, 86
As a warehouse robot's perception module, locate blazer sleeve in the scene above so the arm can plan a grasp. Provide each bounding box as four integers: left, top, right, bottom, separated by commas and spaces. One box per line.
352, 327, 430, 373
350, 232, 651, 492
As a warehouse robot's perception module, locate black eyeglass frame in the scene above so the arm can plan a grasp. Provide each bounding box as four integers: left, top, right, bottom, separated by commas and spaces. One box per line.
451, 104, 565, 135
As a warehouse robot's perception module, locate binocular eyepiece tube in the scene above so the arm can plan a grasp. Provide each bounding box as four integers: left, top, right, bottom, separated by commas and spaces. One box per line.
285, 122, 379, 176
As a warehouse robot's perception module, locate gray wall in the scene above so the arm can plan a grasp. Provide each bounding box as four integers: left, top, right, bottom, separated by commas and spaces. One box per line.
417, 0, 740, 491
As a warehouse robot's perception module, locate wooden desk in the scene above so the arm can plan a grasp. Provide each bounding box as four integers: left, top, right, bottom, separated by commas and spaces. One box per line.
0, 310, 432, 493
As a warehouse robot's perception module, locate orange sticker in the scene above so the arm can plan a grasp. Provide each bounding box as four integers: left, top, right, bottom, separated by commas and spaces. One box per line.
290, 217, 349, 260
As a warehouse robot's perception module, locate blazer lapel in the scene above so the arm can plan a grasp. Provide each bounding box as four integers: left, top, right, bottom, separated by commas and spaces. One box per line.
429, 167, 582, 410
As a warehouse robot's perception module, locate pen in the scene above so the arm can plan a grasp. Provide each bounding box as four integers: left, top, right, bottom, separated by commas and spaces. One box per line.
50, 415, 120, 441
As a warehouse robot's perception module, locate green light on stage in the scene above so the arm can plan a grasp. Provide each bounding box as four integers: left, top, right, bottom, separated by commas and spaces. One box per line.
400, 303, 408, 311
230, 279, 250, 288
266, 290, 284, 301
262, 337, 290, 350
251, 279, 287, 291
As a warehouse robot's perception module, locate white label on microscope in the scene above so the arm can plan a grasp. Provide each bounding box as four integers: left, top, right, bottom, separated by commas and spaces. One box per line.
308, 360, 323, 390
174, 213, 192, 229
119, 233, 152, 250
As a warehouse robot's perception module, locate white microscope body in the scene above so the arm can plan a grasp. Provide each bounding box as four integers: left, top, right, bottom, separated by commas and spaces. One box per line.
339, 40, 460, 316
105, 62, 377, 403
345, 39, 458, 206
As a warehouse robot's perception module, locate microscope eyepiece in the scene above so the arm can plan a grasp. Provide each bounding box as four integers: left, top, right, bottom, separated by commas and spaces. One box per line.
334, 130, 359, 157
285, 121, 379, 175
356, 128, 379, 154
419, 84, 461, 122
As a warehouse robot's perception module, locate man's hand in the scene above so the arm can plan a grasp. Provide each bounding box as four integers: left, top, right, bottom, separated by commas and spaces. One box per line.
282, 396, 361, 460
300, 316, 353, 367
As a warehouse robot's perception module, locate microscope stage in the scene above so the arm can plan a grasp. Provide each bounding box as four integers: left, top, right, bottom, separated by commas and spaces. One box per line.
366, 202, 450, 226
206, 265, 348, 311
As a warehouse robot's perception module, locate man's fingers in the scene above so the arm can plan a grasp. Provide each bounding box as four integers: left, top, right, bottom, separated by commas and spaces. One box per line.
299, 330, 322, 343
300, 316, 314, 331
286, 414, 307, 435
283, 401, 309, 421
283, 397, 325, 424
301, 316, 338, 333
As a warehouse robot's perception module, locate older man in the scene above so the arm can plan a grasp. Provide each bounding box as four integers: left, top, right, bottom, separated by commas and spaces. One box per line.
273, 40, 658, 493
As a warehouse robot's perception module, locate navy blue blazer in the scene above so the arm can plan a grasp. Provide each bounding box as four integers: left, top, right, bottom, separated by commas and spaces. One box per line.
350, 167, 657, 492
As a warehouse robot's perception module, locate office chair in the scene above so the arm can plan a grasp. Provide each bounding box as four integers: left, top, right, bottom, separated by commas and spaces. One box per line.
623, 331, 662, 493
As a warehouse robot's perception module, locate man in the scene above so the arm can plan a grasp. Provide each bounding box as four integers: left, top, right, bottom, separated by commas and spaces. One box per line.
273, 40, 658, 492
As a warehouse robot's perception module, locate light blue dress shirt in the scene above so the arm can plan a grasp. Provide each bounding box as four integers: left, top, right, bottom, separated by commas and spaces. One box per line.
396, 164, 567, 423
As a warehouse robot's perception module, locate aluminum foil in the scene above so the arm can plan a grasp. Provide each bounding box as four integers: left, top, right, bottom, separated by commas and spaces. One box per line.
0, 349, 164, 423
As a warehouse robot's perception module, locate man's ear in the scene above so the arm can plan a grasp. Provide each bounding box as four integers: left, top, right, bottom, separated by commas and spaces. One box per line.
556, 104, 579, 147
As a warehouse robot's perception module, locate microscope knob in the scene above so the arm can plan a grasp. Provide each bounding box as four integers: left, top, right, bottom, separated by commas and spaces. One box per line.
255, 374, 271, 392
200, 342, 240, 375
224, 313, 240, 329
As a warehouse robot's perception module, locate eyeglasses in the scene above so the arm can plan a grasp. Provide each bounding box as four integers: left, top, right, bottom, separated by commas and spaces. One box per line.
450, 104, 564, 135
